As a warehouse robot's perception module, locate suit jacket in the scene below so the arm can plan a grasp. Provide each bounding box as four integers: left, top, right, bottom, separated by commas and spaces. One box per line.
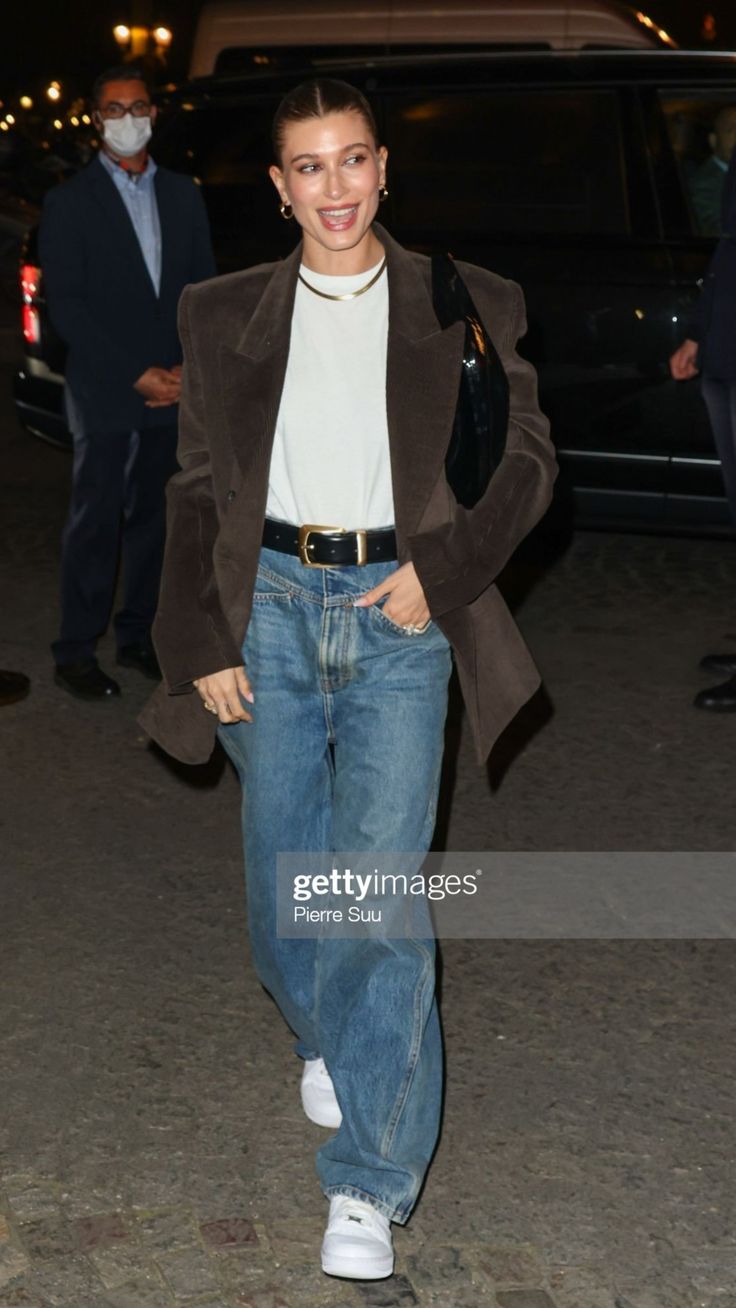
39, 154, 217, 432
690, 156, 727, 237
693, 151, 736, 381
139, 223, 557, 765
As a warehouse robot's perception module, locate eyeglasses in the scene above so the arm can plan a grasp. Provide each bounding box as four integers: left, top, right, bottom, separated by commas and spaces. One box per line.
99, 100, 151, 119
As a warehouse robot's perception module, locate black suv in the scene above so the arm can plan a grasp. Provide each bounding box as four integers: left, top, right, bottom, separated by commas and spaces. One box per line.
14, 50, 736, 532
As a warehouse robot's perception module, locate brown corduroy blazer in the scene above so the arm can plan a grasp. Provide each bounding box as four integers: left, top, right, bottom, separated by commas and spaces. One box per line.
139, 223, 557, 766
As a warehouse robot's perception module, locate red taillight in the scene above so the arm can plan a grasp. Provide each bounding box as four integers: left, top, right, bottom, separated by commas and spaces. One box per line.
20, 264, 41, 346
21, 263, 41, 300
23, 303, 40, 345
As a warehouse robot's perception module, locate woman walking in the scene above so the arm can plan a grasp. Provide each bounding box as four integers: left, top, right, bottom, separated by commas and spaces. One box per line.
141, 78, 556, 1280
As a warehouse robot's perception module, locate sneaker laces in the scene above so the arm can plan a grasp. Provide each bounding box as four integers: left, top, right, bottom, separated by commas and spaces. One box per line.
333, 1197, 384, 1231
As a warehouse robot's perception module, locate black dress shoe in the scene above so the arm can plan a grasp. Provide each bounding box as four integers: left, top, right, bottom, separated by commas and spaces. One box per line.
699, 652, 736, 676
0, 669, 30, 707
116, 643, 161, 680
55, 660, 121, 700
694, 676, 736, 712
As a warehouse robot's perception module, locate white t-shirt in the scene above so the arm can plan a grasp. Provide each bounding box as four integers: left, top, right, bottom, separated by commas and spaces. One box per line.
265, 258, 394, 529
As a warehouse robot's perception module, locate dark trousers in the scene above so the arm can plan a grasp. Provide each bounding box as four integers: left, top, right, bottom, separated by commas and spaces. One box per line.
53, 424, 178, 666
701, 377, 736, 526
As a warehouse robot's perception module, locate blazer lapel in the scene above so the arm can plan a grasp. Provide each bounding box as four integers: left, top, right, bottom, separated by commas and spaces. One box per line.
378, 225, 466, 540
217, 243, 301, 485
214, 224, 463, 542
87, 155, 158, 302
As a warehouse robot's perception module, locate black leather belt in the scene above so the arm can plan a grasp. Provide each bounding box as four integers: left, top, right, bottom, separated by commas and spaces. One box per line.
262, 517, 397, 567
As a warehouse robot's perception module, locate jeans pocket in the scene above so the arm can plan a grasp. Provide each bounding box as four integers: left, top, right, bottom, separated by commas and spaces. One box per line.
371, 602, 432, 637
252, 564, 293, 602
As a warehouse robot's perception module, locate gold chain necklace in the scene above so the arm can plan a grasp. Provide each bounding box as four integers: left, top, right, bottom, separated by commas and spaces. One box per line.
297, 257, 387, 302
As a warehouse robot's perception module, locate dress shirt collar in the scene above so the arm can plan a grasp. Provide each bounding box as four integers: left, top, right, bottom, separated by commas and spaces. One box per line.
98, 148, 157, 188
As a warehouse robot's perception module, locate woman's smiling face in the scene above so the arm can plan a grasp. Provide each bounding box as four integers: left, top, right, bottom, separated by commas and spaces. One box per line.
269, 110, 388, 269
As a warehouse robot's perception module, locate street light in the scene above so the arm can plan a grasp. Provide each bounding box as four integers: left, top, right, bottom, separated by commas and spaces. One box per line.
46, 83, 61, 102
112, 20, 173, 60
19, 95, 33, 110
5, 113, 15, 125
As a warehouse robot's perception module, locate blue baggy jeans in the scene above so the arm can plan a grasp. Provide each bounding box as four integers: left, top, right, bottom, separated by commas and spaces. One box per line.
218, 545, 453, 1223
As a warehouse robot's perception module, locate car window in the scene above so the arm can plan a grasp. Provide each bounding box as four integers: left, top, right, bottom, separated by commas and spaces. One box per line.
154, 99, 276, 187
384, 89, 629, 237
152, 98, 288, 267
660, 93, 736, 237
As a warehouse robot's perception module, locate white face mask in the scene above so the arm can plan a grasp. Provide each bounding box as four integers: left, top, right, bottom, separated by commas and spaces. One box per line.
103, 114, 152, 158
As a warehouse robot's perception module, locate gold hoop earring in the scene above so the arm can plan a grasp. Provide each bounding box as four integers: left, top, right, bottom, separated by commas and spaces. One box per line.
279, 200, 294, 220
378, 184, 389, 203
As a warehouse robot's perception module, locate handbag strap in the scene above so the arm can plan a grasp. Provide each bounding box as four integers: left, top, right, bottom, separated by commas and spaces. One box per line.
431, 254, 510, 390
431, 252, 477, 328
431, 250, 510, 435
431, 251, 511, 508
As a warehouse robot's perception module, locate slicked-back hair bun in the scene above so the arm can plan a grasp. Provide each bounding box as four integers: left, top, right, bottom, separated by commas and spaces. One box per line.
272, 78, 379, 163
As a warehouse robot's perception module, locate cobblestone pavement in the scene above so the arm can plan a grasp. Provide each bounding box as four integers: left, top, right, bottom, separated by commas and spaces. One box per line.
1, 309, 736, 1308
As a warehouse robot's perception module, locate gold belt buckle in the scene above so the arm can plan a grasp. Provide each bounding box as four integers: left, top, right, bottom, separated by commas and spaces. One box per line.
297, 524, 368, 567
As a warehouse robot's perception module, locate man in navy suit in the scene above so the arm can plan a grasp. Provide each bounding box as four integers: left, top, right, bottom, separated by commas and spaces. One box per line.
40, 65, 216, 699
671, 133, 736, 711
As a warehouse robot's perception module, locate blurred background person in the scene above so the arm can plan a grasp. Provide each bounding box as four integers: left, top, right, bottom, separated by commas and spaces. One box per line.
40, 64, 215, 701
689, 103, 736, 235
671, 134, 736, 711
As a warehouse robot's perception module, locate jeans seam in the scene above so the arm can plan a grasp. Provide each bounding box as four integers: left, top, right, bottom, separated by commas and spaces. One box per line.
319, 603, 330, 698
340, 602, 352, 687
255, 561, 331, 605
254, 563, 296, 593
322, 689, 335, 742
379, 941, 434, 1167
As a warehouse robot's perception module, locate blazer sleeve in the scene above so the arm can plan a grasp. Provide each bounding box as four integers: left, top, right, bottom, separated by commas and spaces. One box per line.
151, 286, 243, 691
408, 278, 557, 617
38, 186, 147, 389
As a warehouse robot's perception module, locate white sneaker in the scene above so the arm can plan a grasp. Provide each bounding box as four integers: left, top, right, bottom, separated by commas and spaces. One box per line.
321, 1195, 394, 1280
300, 1057, 342, 1129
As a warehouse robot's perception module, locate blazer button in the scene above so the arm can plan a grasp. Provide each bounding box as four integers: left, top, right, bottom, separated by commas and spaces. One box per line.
226, 489, 236, 502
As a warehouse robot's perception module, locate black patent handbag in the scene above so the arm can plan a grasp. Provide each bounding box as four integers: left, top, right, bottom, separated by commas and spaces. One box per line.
431, 253, 510, 509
